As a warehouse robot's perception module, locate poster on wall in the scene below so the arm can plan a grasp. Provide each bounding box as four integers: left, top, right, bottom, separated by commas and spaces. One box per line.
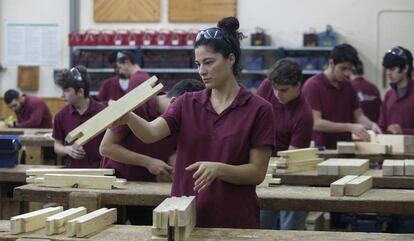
4, 22, 62, 66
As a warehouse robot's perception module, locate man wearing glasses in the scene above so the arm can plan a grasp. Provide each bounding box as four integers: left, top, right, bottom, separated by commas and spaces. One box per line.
52, 66, 105, 168
380, 46, 414, 134
3, 89, 52, 128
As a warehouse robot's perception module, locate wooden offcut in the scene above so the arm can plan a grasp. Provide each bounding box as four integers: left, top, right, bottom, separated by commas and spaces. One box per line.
275, 148, 322, 174
152, 196, 196, 241
169, 0, 237, 22
330, 175, 358, 197
317, 159, 369, 176
26, 168, 114, 177
37, 174, 126, 190
344, 176, 373, 196
94, 0, 160, 22
406, 159, 414, 176
66, 76, 163, 146
66, 208, 117, 237
382, 160, 394, 176
17, 66, 39, 91
337, 142, 356, 154
46, 207, 87, 235
10, 206, 63, 234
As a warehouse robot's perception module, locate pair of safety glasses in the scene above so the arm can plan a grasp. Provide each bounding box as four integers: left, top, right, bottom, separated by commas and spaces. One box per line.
69, 67, 83, 82
195, 27, 232, 47
387, 47, 408, 62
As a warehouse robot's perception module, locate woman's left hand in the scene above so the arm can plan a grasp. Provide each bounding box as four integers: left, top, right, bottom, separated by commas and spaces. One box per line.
185, 162, 220, 193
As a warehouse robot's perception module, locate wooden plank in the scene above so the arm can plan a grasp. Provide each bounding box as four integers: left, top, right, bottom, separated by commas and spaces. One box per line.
40, 174, 125, 190
73, 208, 117, 238
277, 148, 318, 161
355, 142, 391, 154
94, 0, 160, 22
10, 206, 63, 234
169, 0, 236, 22
45, 207, 87, 235
66, 76, 163, 146
330, 175, 358, 197
17, 66, 39, 91
393, 160, 405, 176
382, 160, 394, 176
406, 159, 414, 176
344, 176, 373, 197
376, 134, 414, 154
26, 168, 114, 177
317, 159, 368, 176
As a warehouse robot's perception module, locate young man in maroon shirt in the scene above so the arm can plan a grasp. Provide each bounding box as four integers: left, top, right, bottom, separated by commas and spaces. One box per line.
302, 44, 381, 149
3, 89, 52, 128
98, 51, 150, 105
257, 59, 313, 230
350, 60, 382, 123
53, 66, 105, 168
99, 79, 205, 225
380, 46, 414, 134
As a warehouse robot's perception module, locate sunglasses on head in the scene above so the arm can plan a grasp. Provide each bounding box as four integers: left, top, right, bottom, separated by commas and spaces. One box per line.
195, 28, 232, 47
69, 67, 83, 82
387, 47, 408, 62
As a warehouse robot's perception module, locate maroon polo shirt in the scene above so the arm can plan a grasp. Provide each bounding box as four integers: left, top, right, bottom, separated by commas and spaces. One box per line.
378, 79, 414, 134
303, 72, 359, 149
161, 86, 275, 229
52, 99, 105, 168
351, 77, 382, 122
126, 70, 150, 92
256, 79, 313, 154
15, 95, 52, 128
100, 96, 177, 181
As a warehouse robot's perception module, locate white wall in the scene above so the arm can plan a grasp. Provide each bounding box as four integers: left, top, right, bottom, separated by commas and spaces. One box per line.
1, 0, 413, 97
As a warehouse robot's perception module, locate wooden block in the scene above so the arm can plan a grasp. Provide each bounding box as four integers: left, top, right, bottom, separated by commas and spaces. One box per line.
153, 198, 176, 229
382, 160, 394, 176
26, 168, 114, 177
17, 65, 39, 91
330, 175, 358, 196
344, 176, 373, 196
405, 159, 414, 176
393, 160, 405, 176
40, 174, 125, 190
355, 142, 391, 154
337, 142, 356, 154
69, 192, 101, 212
376, 134, 414, 154
46, 207, 87, 235
67, 208, 117, 237
10, 206, 63, 234
277, 148, 318, 161
66, 76, 163, 146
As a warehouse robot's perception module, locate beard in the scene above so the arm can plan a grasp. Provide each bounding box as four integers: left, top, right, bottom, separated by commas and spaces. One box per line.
118, 73, 128, 79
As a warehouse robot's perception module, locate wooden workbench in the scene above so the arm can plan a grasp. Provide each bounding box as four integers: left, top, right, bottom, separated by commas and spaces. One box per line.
317, 149, 414, 163
274, 169, 414, 189
1, 220, 413, 241
13, 182, 414, 215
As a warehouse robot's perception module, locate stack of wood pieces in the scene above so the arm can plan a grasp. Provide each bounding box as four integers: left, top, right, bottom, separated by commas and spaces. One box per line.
330, 175, 373, 197
152, 196, 196, 241
26, 168, 126, 190
275, 148, 323, 174
258, 159, 281, 187
317, 158, 369, 176
338, 134, 414, 154
10, 206, 117, 237
382, 159, 414, 176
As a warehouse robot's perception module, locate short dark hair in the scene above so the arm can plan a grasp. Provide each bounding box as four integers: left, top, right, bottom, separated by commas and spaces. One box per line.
108, 51, 118, 65
116, 51, 136, 64
382, 46, 413, 78
55, 65, 90, 97
352, 60, 364, 75
4, 89, 20, 104
268, 59, 303, 86
195, 16, 244, 77
167, 79, 205, 98
331, 43, 359, 66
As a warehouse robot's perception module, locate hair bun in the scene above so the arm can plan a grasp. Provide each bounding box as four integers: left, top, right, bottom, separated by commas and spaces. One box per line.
217, 16, 239, 34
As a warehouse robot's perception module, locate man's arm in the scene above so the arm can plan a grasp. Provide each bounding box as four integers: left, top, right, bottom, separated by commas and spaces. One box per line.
99, 128, 172, 175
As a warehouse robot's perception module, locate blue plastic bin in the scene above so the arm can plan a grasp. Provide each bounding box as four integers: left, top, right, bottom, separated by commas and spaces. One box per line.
0, 135, 21, 168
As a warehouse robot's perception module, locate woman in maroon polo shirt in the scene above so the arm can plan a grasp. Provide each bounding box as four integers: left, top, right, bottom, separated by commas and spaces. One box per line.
117, 17, 275, 229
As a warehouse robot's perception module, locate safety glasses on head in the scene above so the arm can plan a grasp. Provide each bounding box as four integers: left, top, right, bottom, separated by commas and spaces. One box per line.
195, 27, 232, 47
69, 67, 83, 82
387, 47, 408, 62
